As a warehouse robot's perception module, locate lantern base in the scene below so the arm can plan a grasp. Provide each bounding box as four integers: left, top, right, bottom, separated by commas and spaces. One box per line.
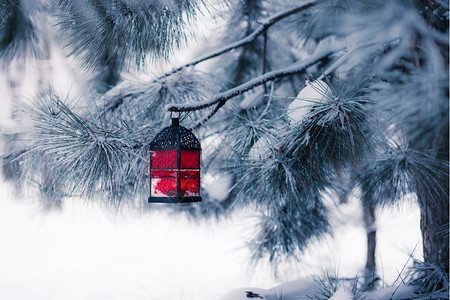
148, 196, 202, 204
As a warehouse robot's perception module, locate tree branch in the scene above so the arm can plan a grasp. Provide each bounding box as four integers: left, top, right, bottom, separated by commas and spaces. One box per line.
157, 0, 317, 80
167, 45, 344, 114
192, 101, 226, 130
102, 2, 318, 114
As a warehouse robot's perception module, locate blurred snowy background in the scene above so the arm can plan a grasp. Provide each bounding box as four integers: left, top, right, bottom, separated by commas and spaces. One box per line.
0, 179, 421, 299
0, 1, 432, 298
0, 180, 421, 299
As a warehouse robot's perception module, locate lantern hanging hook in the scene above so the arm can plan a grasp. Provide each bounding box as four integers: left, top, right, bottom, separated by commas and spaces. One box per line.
170, 111, 181, 120
170, 111, 182, 127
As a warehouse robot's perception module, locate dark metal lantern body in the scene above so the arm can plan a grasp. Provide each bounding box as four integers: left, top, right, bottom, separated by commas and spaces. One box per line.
148, 118, 202, 203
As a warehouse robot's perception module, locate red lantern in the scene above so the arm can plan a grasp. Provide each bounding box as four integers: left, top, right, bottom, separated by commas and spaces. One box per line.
148, 118, 202, 203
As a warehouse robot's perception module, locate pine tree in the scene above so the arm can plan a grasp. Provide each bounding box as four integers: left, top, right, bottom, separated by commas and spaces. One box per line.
0, 0, 448, 295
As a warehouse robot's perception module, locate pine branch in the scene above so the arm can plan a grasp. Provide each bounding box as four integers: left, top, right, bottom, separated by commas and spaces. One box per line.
191, 78, 274, 130
56, 0, 203, 71
103, 2, 318, 114
192, 101, 226, 130
167, 45, 344, 114
157, 0, 317, 80
0, 0, 45, 62
180, 39, 400, 128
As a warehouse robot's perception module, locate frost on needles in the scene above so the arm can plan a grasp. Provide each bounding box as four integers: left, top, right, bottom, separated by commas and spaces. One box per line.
0, 0, 448, 297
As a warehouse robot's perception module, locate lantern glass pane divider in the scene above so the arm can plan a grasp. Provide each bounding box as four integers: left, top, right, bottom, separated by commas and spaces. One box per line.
148, 118, 202, 204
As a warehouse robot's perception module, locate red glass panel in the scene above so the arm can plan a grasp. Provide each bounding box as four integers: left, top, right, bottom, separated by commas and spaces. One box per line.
151, 150, 177, 169
180, 170, 200, 178
180, 150, 200, 169
151, 170, 178, 178
180, 178, 200, 197
151, 178, 177, 197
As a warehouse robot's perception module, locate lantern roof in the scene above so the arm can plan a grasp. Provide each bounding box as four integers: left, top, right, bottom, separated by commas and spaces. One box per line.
149, 118, 201, 151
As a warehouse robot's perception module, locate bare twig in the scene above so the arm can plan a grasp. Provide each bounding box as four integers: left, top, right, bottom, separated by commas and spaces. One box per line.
157, 1, 317, 80
192, 101, 226, 130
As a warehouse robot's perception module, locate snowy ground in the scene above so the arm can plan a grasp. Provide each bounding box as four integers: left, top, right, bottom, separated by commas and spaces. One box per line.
0, 181, 422, 300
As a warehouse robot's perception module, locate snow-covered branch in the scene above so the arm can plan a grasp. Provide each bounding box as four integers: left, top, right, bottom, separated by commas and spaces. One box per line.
158, 0, 317, 79
167, 45, 344, 114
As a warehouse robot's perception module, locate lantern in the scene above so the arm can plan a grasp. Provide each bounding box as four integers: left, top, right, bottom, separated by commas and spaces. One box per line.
148, 118, 202, 203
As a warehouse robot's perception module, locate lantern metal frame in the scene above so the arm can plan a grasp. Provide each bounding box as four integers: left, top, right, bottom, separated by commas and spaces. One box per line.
148, 118, 202, 203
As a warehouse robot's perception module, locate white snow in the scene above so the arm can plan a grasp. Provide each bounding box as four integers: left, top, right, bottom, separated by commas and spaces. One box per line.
0, 186, 255, 300
362, 284, 415, 300
329, 288, 353, 300
203, 172, 232, 201
268, 280, 320, 299
221, 287, 268, 300
287, 80, 332, 124
219, 195, 422, 300
221, 279, 416, 299
221, 280, 318, 300
0, 181, 422, 300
